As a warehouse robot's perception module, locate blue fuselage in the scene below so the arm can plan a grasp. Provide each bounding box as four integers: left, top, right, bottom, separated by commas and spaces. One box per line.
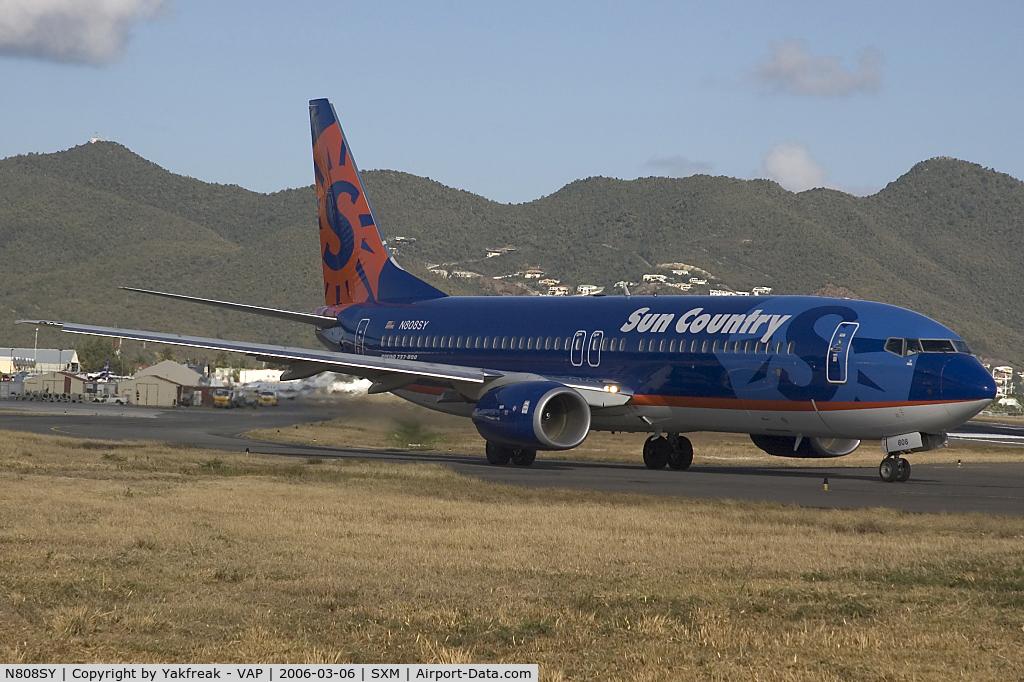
317, 294, 995, 440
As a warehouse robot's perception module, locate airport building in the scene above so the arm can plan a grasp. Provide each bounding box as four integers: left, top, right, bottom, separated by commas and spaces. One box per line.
0, 348, 80, 374
118, 360, 204, 407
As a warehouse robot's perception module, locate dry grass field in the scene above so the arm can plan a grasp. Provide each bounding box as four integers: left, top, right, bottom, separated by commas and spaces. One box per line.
2, 424, 1024, 679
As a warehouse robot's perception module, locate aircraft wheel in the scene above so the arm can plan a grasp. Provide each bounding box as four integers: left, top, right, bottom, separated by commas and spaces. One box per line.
667, 433, 693, 470
511, 448, 537, 466
643, 436, 672, 470
485, 441, 512, 466
896, 457, 911, 482
879, 456, 898, 482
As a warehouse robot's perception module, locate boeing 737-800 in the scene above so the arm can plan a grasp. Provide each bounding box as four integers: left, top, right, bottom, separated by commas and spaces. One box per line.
21, 98, 997, 482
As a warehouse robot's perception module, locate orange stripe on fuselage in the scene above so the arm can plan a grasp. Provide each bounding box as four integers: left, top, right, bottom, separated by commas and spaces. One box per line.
630, 395, 959, 411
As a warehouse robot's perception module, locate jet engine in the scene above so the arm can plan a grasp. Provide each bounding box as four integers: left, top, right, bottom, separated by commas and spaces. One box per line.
472, 381, 591, 450
750, 434, 861, 458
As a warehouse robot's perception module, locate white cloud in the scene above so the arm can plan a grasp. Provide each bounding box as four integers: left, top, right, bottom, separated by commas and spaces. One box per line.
755, 41, 881, 97
760, 140, 835, 192
0, 0, 169, 65
643, 155, 713, 178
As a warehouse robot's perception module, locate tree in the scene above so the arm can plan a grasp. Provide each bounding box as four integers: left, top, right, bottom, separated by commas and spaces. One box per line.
76, 337, 118, 372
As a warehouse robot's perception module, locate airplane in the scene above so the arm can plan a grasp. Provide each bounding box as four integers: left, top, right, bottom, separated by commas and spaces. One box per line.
86, 360, 110, 382
20, 98, 997, 483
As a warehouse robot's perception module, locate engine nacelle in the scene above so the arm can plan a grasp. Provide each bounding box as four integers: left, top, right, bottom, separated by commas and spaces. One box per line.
472, 381, 591, 450
750, 434, 861, 458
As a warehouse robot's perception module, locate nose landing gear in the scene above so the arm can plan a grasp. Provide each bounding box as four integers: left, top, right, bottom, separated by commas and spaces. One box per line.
879, 453, 911, 482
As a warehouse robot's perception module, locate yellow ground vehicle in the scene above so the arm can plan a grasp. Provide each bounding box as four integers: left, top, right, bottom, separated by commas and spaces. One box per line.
213, 387, 231, 408
258, 390, 277, 406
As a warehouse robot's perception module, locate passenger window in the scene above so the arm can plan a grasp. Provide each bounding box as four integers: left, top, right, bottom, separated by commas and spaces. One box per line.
787, 341, 795, 355
434, 337, 441, 348
669, 339, 676, 353
701, 340, 709, 353
711, 340, 718, 353
545, 337, 552, 350
553, 337, 561, 351
638, 339, 646, 352
744, 341, 752, 353
690, 340, 698, 353
775, 341, 782, 354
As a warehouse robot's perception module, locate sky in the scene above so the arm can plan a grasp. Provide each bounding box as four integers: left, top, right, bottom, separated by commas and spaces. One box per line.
1, 0, 1022, 204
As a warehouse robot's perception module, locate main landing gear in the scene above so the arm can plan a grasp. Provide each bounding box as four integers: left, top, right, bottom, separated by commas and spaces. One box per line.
643, 433, 693, 470
485, 441, 537, 467
878, 453, 911, 483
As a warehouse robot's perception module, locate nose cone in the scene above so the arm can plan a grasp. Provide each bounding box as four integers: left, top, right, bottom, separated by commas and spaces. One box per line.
941, 354, 997, 425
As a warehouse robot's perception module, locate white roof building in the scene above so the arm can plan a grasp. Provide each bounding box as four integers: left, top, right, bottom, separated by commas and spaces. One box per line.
0, 348, 80, 374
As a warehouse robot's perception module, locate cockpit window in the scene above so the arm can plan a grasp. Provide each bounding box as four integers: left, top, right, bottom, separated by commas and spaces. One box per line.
952, 340, 973, 354
884, 337, 973, 357
884, 338, 905, 356
920, 339, 956, 353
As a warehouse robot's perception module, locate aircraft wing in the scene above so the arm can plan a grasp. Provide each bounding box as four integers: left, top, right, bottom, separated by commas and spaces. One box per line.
18, 320, 633, 407
19, 320, 493, 390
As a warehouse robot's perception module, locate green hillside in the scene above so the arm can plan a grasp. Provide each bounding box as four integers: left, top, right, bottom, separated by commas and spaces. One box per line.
1, 143, 1022, 365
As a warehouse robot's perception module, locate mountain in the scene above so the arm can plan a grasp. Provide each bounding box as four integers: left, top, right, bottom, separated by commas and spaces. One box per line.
1, 143, 1022, 366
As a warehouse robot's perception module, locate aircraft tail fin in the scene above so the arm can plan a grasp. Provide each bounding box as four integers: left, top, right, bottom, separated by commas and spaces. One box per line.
309, 98, 446, 308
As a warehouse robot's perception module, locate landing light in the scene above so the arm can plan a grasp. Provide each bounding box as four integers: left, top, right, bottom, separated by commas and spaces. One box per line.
603, 384, 620, 393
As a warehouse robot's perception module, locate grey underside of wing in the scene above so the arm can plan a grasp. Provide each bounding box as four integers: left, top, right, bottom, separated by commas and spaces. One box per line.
26, 320, 489, 385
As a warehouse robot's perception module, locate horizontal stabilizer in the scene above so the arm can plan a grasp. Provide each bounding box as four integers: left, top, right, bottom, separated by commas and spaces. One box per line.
120, 287, 339, 328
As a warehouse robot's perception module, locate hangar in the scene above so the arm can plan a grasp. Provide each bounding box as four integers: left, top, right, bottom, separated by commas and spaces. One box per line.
118, 360, 204, 407
1, 348, 79, 374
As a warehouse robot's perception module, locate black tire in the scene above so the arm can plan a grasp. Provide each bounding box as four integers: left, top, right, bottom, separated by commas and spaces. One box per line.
668, 434, 694, 470
511, 449, 537, 466
896, 457, 911, 482
643, 436, 671, 470
879, 457, 898, 482
485, 441, 512, 466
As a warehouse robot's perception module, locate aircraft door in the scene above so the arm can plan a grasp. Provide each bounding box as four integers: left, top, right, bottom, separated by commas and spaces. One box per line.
587, 331, 604, 367
570, 330, 586, 367
826, 322, 859, 384
355, 318, 370, 355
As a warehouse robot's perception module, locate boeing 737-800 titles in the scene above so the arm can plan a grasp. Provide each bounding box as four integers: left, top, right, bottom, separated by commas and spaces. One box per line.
22, 98, 997, 482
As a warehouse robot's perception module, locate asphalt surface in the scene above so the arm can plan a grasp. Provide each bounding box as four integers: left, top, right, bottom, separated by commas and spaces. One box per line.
2, 399, 1023, 516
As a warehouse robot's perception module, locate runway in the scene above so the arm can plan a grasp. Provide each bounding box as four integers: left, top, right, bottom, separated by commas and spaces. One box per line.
2, 400, 1023, 516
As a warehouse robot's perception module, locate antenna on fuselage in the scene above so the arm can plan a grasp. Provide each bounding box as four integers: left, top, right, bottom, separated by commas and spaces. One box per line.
621, 283, 631, 297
